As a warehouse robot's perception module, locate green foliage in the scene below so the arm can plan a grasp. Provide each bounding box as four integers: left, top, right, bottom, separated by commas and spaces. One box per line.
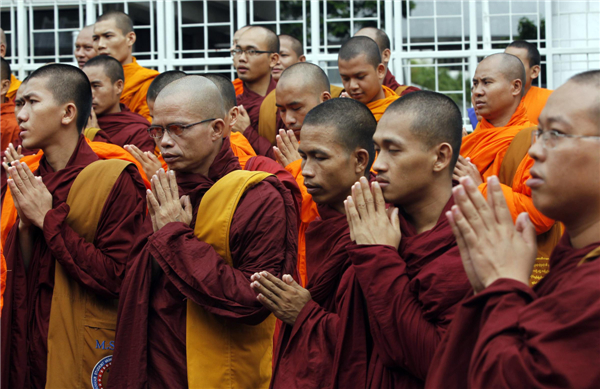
517, 17, 545, 41
410, 60, 468, 107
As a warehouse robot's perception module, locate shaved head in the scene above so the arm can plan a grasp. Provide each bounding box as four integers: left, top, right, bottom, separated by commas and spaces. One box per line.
506, 40, 540, 67
355, 27, 390, 53
0, 28, 6, 47
202, 74, 237, 110
147, 70, 187, 103
156, 76, 226, 120
84, 55, 124, 83
279, 62, 330, 95
568, 70, 600, 122
339, 36, 382, 69
480, 53, 527, 97
279, 34, 303, 57
96, 11, 134, 35
242, 26, 279, 53
1, 57, 11, 81
233, 25, 251, 44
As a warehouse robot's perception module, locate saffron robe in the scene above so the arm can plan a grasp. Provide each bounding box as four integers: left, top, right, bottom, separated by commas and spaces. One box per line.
230, 131, 257, 169
426, 233, 600, 389
348, 197, 471, 389
367, 85, 400, 122
1, 100, 20, 152
121, 57, 159, 122
522, 86, 553, 125
0, 135, 146, 389
237, 77, 277, 159
233, 77, 244, 96
107, 139, 298, 389
383, 69, 420, 97
95, 103, 154, 152
461, 102, 554, 235
5, 74, 21, 101
270, 204, 372, 389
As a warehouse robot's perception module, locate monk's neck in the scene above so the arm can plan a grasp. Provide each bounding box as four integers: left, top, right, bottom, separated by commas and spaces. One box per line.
1, 95, 6, 104
566, 216, 600, 249
43, 131, 80, 172
524, 83, 532, 96
122, 54, 134, 66
245, 74, 272, 97
401, 183, 453, 235
369, 87, 386, 104
105, 103, 121, 116
485, 101, 519, 128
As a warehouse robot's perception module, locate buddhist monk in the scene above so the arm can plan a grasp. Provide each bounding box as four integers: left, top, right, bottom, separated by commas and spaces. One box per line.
231, 25, 251, 96
93, 11, 158, 121
505, 40, 552, 125
338, 36, 399, 121
145, 69, 186, 119
0, 28, 20, 101
107, 76, 297, 389
231, 26, 279, 156
0, 63, 147, 389
426, 70, 600, 389
0, 58, 19, 152
342, 91, 470, 389
355, 27, 420, 96
74, 25, 97, 68
251, 97, 376, 389
455, 53, 559, 283
272, 34, 306, 81
82, 55, 154, 152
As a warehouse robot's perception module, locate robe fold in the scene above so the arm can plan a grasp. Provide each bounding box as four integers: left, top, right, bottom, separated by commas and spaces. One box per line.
0, 135, 147, 389
348, 197, 471, 389
121, 57, 159, 122
1, 100, 20, 152
229, 131, 257, 169
233, 77, 244, 96
426, 233, 600, 389
461, 101, 554, 234
107, 138, 298, 389
367, 85, 400, 122
6, 74, 21, 101
237, 78, 277, 159
522, 86, 553, 125
95, 103, 154, 152
270, 204, 372, 389
383, 69, 420, 97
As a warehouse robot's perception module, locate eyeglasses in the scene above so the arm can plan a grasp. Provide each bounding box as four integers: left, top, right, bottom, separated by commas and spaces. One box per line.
532, 129, 600, 149
147, 118, 216, 139
230, 48, 273, 57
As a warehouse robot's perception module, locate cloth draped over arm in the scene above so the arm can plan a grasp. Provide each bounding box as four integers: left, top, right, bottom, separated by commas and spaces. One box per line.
1, 101, 20, 152
366, 85, 400, 122
121, 58, 159, 122
522, 86, 553, 125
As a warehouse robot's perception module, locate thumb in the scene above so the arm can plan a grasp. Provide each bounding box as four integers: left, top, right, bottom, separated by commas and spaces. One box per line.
390, 207, 400, 231
516, 213, 536, 249
282, 274, 296, 286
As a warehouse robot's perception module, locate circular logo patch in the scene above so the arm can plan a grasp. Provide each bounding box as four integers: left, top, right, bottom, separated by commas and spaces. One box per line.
91, 355, 112, 389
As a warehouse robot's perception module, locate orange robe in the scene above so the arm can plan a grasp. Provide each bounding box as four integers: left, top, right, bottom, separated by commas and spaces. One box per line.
0, 244, 5, 315
122, 57, 159, 122
233, 78, 244, 96
461, 101, 554, 234
522, 86, 553, 125
5, 75, 21, 101
367, 85, 400, 122
1, 101, 20, 151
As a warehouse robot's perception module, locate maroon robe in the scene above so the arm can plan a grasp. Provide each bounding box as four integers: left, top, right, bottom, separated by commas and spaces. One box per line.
347, 197, 471, 389
270, 204, 372, 389
426, 233, 600, 389
96, 103, 154, 152
0, 135, 147, 389
383, 69, 421, 97
237, 77, 277, 159
107, 138, 298, 389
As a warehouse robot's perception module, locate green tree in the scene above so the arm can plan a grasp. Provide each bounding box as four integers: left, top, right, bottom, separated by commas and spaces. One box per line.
517, 17, 545, 41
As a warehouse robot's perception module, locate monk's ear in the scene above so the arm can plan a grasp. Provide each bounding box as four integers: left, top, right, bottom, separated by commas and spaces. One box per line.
377, 63, 386, 81
269, 53, 279, 69
512, 78, 523, 98
61, 102, 77, 128
432, 142, 453, 173
114, 79, 124, 96
354, 148, 370, 175
126, 31, 136, 49
210, 119, 226, 141
299, 55, 306, 63
0, 43, 6, 58
381, 48, 391, 64
228, 106, 239, 128
320, 91, 332, 103
0, 79, 10, 96
530, 64, 541, 81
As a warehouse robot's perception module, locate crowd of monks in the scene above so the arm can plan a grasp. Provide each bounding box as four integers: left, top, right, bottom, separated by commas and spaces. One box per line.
0, 10, 598, 389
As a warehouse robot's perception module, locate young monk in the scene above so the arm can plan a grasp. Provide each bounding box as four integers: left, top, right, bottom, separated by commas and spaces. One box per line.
74, 25, 97, 69
231, 25, 251, 96
455, 53, 559, 283
271, 34, 306, 81
107, 76, 298, 389
250, 97, 376, 389
505, 40, 552, 125
0, 64, 147, 389
338, 36, 399, 121
343, 91, 471, 389
93, 11, 158, 121
0, 29, 20, 101
0, 58, 19, 151
426, 70, 600, 389
82, 55, 154, 152
354, 27, 420, 96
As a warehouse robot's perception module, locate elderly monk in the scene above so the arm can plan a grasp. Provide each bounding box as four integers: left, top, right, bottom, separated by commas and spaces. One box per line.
74, 25, 97, 68
0, 58, 19, 152
339, 36, 399, 121
251, 98, 376, 389
344, 91, 470, 389
272, 34, 306, 81
0, 64, 147, 389
455, 53, 558, 283
231, 25, 251, 96
82, 55, 154, 152
355, 27, 420, 96
505, 40, 553, 125
426, 70, 600, 389
0, 28, 20, 101
107, 76, 297, 389
93, 11, 158, 121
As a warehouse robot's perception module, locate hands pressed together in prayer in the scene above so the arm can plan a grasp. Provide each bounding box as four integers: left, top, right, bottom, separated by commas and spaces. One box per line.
345, 176, 401, 249
147, 169, 192, 232
250, 271, 311, 326
231, 105, 250, 134
447, 176, 537, 294
453, 155, 483, 186
273, 129, 301, 167
3, 143, 24, 166
2, 160, 53, 230
125, 144, 162, 179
